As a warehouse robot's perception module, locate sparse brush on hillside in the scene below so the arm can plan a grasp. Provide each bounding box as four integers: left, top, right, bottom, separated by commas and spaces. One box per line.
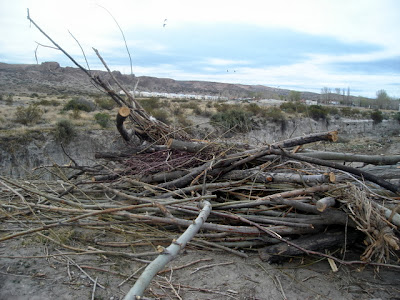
63, 97, 96, 112
211, 108, 253, 132
14, 104, 43, 125
95, 97, 116, 110
280, 101, 307, 114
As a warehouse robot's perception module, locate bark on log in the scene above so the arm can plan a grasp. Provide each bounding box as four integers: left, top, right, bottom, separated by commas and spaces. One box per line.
258, 229, 362, 263
316, 197, 336, 212
300, 150, 400, 165
271, 130, 338, 148
222, 169, 334, 185
116, 106, 132, 142
270, 149, 400, 194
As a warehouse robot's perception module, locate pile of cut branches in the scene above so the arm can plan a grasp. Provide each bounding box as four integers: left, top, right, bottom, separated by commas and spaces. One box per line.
2, 10, 399, 299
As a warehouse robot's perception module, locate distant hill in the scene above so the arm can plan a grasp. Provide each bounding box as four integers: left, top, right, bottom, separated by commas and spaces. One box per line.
0, 61, 322, 100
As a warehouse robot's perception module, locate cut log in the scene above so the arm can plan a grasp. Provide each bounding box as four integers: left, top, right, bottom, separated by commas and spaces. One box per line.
116, 106, 132, 142
222, 169, 334, 185
316, 197, 336, 212
270, 149, 400, 194
300, 150, 400, 165
259, 229, 362, 263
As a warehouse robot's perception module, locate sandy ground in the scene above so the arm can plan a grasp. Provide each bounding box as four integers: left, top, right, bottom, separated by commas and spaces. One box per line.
1, 230, 400, 300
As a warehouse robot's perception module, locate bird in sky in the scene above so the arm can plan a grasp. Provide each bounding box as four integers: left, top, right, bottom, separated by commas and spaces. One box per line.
163, 19, 167, 27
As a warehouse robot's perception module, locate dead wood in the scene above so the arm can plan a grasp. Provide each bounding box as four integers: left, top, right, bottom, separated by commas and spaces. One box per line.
116, 106, 133, 142
269, 148, 400, 194
300, 150, 400, 165
258, 229, 362, 263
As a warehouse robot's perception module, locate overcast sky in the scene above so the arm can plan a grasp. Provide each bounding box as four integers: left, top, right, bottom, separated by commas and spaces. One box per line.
0, 0, 399, 98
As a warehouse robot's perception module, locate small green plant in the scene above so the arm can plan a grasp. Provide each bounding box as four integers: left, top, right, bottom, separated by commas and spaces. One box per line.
70, 108, 81, 119
54, 119, 76, 144
15, 104, 43, 125
211, 109, 252, 132
94, 112, 111, 128
370, 109, 383, 124
63, 97, 95, 112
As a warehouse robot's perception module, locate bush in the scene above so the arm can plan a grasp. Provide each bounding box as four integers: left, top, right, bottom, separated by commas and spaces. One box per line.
280, 101, 307, 114
393, 112, 400, 124
245, 103, 261, 116
15, 104, 43, 125
63, 97, 95, 112
138, 98, 160, 113
211, 109, 252, 132
370, 110, 383, 124
54, 120, 76, 144
262, 107, 286, 123
340, 107, 361, 118
36, 99, 59, 106
308, 105, 329, 120
94, 112, 111, 128
181, 101, 200, 110
95, 97, 116, 110
151, 109, 170, 124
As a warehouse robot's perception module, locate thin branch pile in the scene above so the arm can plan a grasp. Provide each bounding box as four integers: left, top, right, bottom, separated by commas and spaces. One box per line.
1, 9, 399, 299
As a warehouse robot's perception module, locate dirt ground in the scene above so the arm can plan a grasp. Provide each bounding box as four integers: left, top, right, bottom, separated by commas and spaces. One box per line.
1, 237, 400, 300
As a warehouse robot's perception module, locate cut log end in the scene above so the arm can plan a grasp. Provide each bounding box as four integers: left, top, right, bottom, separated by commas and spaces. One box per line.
118, 106, 131, 118
328, 130, 339, 142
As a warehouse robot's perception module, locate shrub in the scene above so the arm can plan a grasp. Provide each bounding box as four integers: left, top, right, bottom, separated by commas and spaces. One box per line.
36, 99, 59, 106
15, 104, 43, 125
63, 97, 95, 112
95, 97, 116, 110
151, 109, 170, 124
280, 101, 307, 114
393, 112, 400, 124
340, 107, 361, 118
54, 120, 76, 144
211, 109, 252, 132
181, 101, 200, 110
94, 112, 111, 128
370, 110, 383, 124
6, 94, 13, 105
138, 98, 160, 113
245, 103, 261, 115
307, 105, 329, 120
262, 107, 286, 123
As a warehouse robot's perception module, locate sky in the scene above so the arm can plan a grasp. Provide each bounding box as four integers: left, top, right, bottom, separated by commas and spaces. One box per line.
0, 0, 399, 98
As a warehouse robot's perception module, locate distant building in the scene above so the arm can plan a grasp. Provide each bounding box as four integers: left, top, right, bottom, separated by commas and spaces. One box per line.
305, 100, 318, 105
